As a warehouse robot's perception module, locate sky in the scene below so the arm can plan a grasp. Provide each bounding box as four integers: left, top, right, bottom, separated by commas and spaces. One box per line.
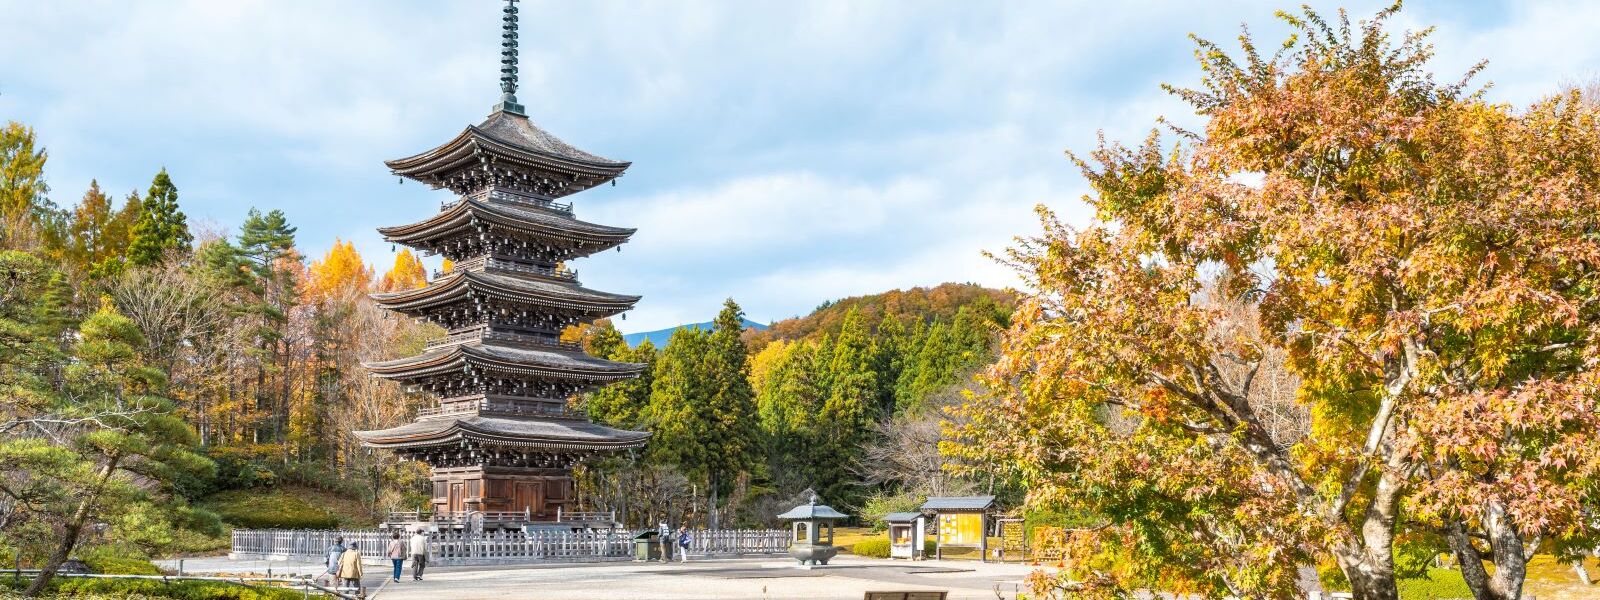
2, 1, 1596, 333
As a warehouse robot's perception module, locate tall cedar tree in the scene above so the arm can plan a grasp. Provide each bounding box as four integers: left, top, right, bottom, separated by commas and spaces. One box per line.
645, 300, 759, 527
703, 299, 759, 525
126, 169, 191, 266
818, 307, 876, 507
754, 339, 827, 495
945, 5, 1600, 600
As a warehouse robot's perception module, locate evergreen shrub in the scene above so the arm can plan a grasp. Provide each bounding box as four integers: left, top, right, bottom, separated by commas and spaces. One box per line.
851, 538, 891, 558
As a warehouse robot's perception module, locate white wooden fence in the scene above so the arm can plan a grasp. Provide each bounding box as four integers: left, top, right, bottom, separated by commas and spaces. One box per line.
683, 529, 790, 556
231, 528, 787, 565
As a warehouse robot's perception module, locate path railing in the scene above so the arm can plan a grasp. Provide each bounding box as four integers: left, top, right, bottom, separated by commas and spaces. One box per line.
232, 528, 787, 565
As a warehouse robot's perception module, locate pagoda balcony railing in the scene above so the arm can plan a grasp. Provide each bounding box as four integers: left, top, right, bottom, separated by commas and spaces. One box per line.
485, 257, 579, 281
444, 188, 574, 215
417, 398, 584, 420
425, 327, 582, 351
434, 256, 578, 282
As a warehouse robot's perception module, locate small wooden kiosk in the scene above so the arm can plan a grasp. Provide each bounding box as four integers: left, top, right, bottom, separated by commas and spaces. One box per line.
921, 496, 996, 561
884, 512, 926, 560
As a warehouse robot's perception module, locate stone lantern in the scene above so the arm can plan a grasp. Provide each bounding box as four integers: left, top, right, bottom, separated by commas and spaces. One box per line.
776, 492, 847, 566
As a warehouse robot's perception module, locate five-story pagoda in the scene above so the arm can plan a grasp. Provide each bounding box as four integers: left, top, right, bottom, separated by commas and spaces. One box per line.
356, 0, 648, 528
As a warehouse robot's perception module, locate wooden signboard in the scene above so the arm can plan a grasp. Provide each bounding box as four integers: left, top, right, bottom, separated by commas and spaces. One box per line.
999, 519, 1025, 560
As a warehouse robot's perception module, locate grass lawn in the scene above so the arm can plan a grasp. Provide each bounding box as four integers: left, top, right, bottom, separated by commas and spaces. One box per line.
201, 485, 377, 530
832, 527, 879, 553
1521, 554, 1598, 600
161, 485, 381, 557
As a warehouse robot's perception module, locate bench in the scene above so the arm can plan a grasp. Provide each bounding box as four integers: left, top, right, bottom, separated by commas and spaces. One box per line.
864, 592, 948, 600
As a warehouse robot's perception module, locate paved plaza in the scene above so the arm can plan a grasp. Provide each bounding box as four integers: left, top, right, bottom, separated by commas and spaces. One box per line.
160, 555, 1040, 599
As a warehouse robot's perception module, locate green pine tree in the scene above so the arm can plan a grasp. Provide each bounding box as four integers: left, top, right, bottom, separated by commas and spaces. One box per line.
12, 301, 215, 595
235, 208, 299, 446
126, 169, 192, 266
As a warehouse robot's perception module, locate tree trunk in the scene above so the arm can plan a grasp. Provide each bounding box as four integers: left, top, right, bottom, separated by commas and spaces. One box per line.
24, 454, 120, 597
1334, 533, 1399, 600
1331, 460, 1406, 600
708, 482, 720, 530
1449, 499, 1527, 600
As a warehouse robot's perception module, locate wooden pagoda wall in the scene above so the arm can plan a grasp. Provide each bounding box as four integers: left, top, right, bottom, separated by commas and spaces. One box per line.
430, 465, 575, 520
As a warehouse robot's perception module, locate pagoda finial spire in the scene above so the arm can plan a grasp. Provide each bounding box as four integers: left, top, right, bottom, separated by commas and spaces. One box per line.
493, 0, 525, 115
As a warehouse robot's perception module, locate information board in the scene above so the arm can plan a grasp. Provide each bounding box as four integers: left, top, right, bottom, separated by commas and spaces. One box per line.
938, 513, 982, 545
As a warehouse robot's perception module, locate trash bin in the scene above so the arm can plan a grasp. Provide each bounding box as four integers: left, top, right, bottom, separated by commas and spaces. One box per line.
634, 530, 661, 561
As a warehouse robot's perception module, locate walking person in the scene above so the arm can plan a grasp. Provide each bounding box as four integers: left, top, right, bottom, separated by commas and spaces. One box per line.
386, 532, 406, 582
676, 526, 691, 563
318, 536, 345, 586
409, 529, 430, 581
338, 541, 365, 594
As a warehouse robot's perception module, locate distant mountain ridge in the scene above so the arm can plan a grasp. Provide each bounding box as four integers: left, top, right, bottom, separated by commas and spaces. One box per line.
747, 282, 1015, 350
623, 318, 768, 347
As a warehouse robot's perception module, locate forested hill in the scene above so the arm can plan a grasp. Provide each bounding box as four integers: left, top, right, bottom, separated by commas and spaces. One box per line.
744, 282, 1015, 350
576, 284, 1017, 517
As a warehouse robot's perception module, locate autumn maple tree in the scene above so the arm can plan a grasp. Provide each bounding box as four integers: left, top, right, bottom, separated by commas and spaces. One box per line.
946, 4, 1600, 600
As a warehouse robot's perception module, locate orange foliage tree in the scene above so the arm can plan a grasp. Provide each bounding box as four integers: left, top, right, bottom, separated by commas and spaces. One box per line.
308, 239, 373, 302
946, 5, 1600, 600
378, 248, 428, 291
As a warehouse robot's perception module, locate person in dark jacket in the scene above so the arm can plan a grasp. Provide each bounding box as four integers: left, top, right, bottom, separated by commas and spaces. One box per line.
676, 527, 691, 563
319, 537, 345, 585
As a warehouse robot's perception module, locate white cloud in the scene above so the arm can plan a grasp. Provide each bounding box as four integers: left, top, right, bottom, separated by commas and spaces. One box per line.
4, 1, 1595, 334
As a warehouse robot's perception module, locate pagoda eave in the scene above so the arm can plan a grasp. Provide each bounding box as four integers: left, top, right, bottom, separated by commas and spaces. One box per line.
354, 415, 650, 452
370, 271, 640, 314
385, 112, 630, 197
376, 197, 634, 247
362, 342, 647, 382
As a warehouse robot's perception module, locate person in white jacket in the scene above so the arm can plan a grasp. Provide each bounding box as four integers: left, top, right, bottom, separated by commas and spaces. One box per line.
409, 530, 431, 581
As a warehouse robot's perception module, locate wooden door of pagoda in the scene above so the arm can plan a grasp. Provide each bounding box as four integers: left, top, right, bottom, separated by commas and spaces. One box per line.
448, 482, 465, 515
513, 481, 545, 517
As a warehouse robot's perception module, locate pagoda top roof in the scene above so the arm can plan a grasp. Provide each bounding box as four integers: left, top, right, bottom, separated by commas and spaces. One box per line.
354, 414, 649, 452
386, 110, 630, 194
371, 269, 639, 314
364, 340, 646, 382
377, 195, 634, 248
